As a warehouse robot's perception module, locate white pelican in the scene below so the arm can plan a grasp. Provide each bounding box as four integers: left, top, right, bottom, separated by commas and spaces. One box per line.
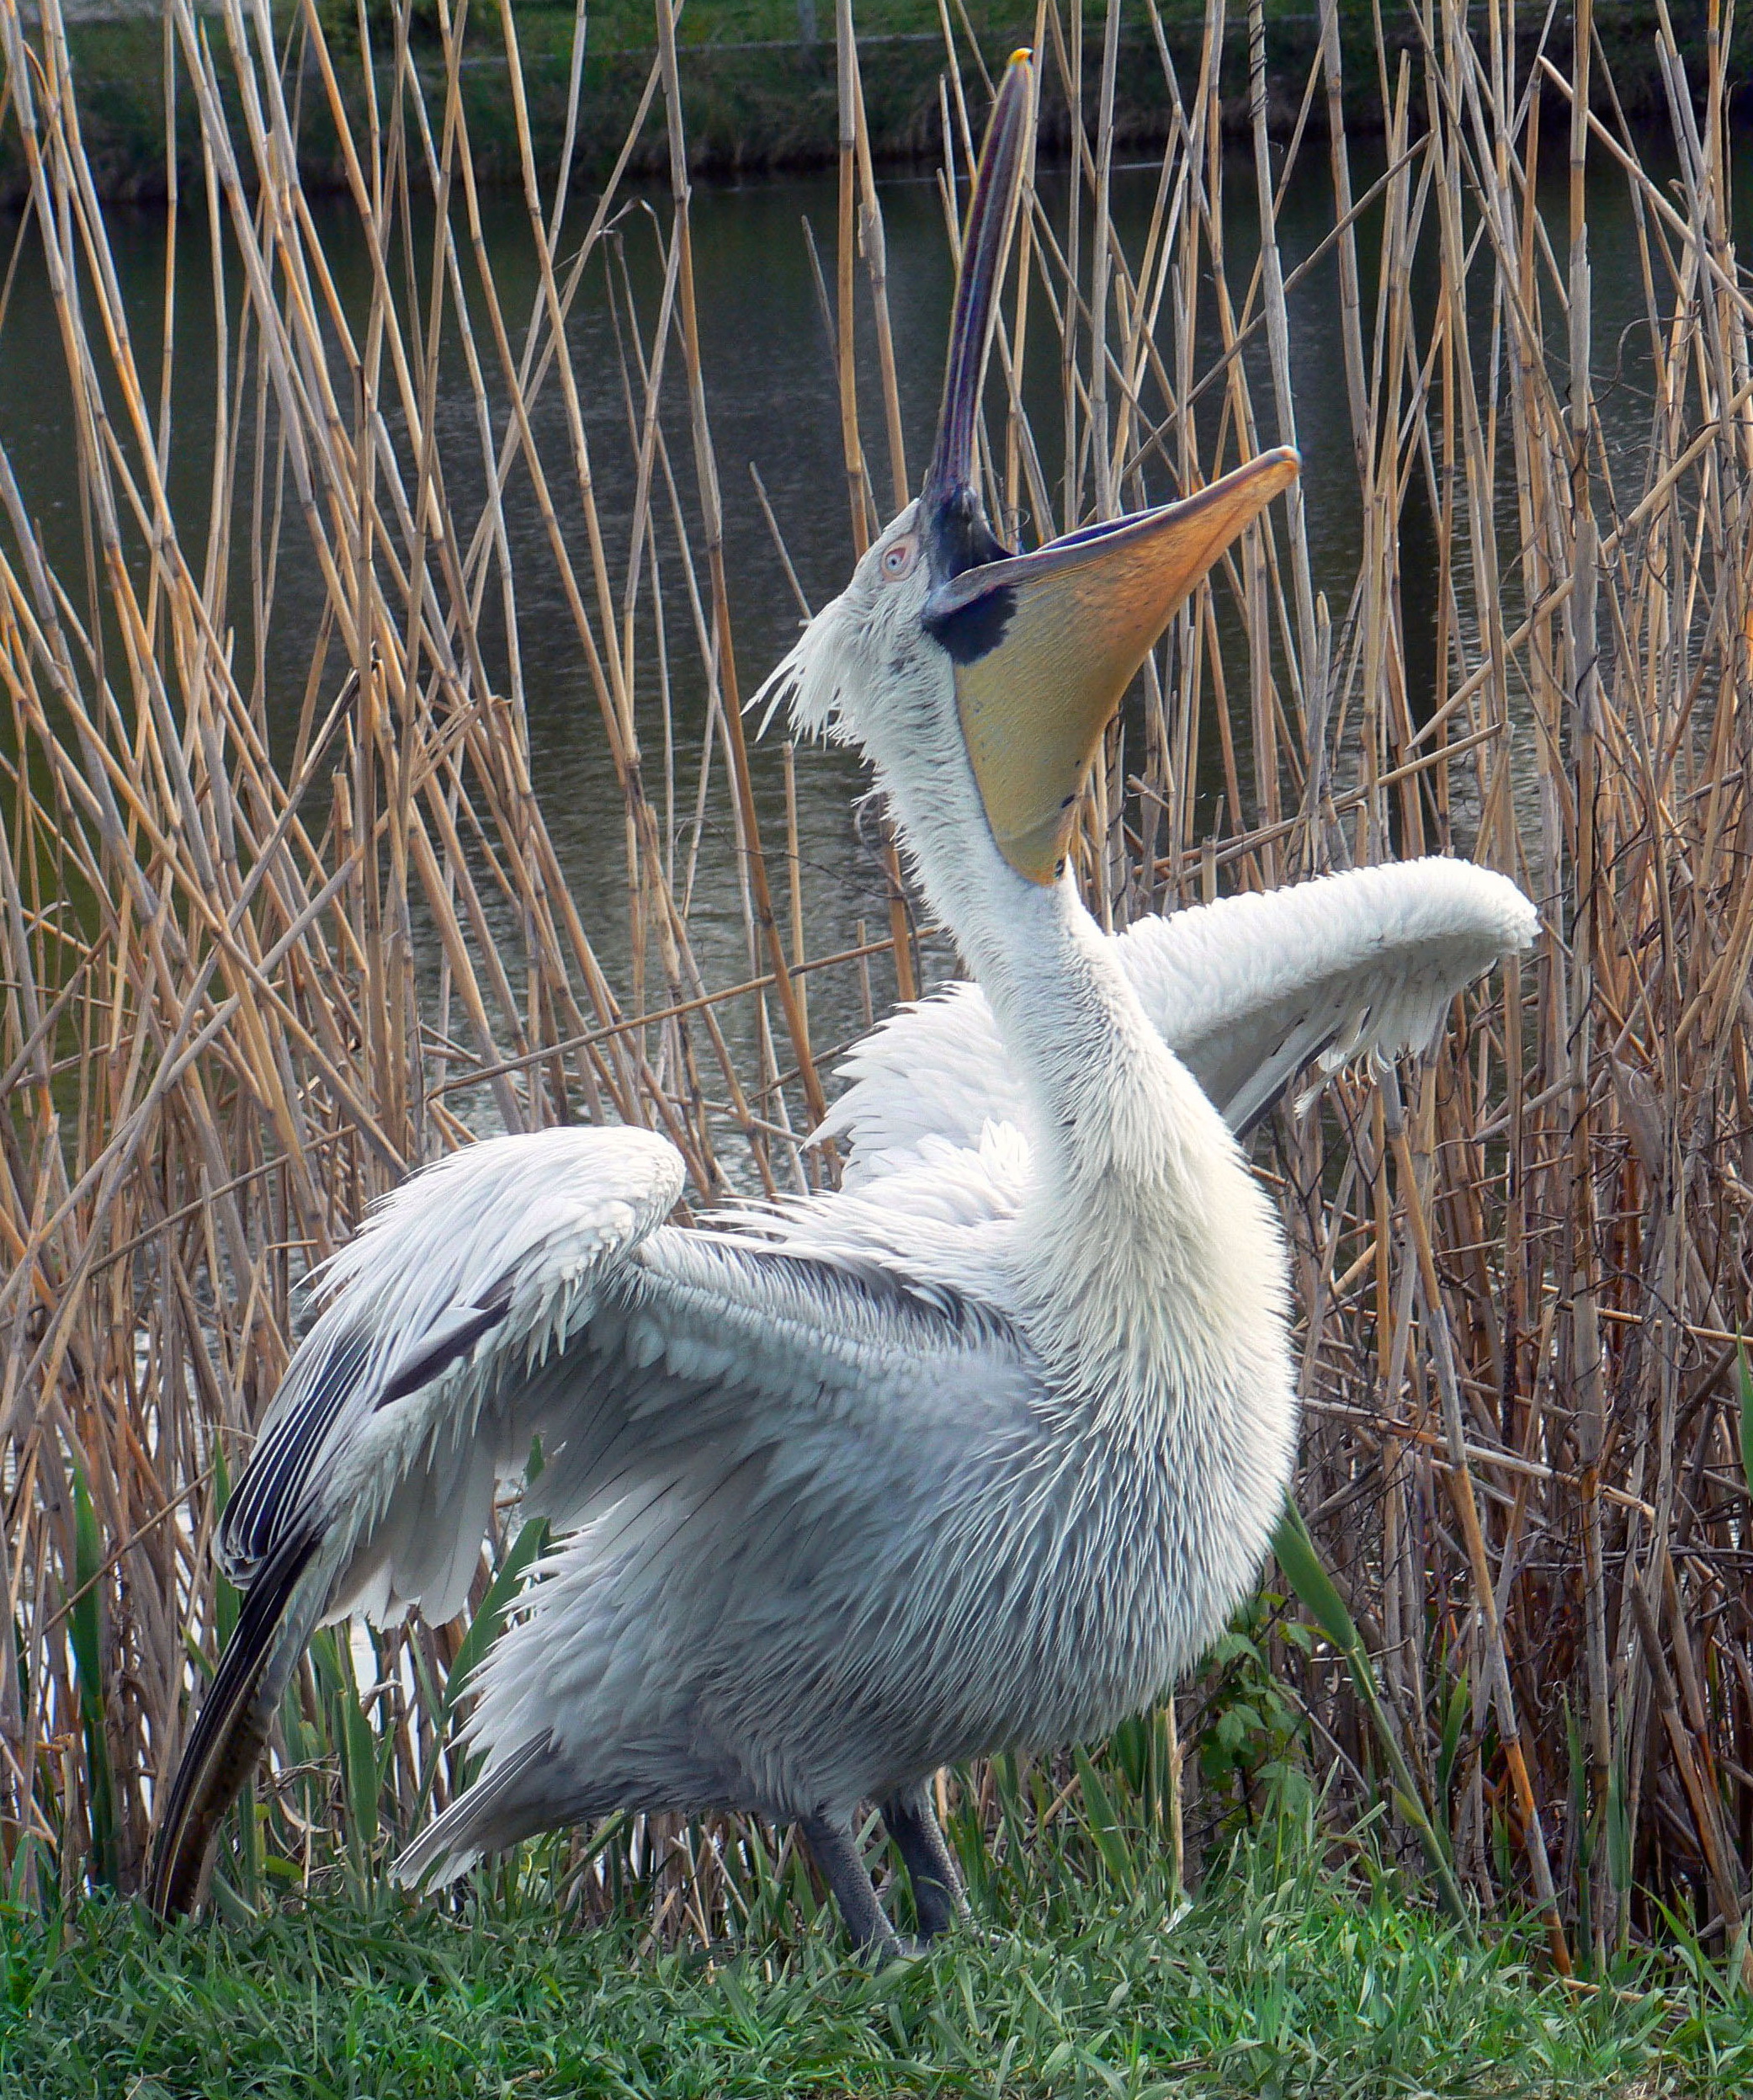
151, 54, 1533, 1954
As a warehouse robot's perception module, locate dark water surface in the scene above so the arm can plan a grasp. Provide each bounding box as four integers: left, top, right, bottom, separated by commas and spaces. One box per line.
0, 142, 1697, 1071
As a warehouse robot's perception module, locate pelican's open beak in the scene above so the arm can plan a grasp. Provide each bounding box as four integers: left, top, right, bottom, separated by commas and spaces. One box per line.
922, 51, 1299, 885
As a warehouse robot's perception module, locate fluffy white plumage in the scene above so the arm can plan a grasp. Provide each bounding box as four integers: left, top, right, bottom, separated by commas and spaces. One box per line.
220, 1128, 687, 1629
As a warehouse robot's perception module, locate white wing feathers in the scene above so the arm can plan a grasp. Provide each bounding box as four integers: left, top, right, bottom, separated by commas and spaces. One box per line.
1127, 859, 1538, 1134
152, 1125, 696, 1915
221, 1126, 686, 1626
819, 859, 1537, 1182
815, 985, 1020, 1183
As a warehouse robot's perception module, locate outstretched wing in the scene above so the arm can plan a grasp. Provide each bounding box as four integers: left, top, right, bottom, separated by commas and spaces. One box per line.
1124, 858, 1538, 1133
821, 859, 1538, 1181
150, 1125, 683, 1916
150, 1122, 1029, 1917
220, 1126, 688, 1621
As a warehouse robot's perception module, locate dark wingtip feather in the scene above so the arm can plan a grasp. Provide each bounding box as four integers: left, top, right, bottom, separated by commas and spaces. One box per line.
146, 1524, 322, 1920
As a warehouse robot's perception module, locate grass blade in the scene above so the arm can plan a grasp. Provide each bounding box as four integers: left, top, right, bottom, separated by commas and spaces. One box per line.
1272, 1499, 1473, 1938
66, 1468, 118, 1893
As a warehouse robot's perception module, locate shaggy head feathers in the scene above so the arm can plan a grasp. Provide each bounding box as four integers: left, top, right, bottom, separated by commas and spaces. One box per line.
760, 504, 937, 752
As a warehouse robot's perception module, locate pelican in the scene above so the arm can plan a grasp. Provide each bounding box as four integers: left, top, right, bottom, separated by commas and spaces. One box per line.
151, 53, 1533, 1955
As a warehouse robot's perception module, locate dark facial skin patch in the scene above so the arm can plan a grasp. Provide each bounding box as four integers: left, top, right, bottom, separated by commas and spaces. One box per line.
925, 482, 1010, 584
924, 582, 1016, 665
922, 481, 1016, 662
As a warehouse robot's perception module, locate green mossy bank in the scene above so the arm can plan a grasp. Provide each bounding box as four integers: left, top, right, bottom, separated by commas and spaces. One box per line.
0, 3, 1708, 209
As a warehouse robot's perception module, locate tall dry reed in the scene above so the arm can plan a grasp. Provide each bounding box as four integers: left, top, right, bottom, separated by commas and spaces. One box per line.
2, 0, 1750, 1975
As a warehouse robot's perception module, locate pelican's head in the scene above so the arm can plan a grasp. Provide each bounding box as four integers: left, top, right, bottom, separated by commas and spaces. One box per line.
773, 51, 1298, 894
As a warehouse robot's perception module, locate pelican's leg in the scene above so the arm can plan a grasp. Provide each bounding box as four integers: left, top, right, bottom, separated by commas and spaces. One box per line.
799, 1811, 900, 1958
879, 1779, 969, 1941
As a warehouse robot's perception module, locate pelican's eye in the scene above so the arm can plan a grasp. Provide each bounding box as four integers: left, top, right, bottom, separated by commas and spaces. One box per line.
879, 534, 920, 582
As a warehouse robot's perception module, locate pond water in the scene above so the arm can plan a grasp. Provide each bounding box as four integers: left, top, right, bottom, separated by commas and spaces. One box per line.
0, 133, 1712, 1085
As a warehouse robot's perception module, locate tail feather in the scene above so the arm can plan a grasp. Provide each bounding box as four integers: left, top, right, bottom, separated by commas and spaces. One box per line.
391, 1735, 565, 1890
147, 1523, 325, 1918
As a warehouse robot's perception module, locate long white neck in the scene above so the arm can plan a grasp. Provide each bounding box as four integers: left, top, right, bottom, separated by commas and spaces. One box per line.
898, 800, 1284, 1410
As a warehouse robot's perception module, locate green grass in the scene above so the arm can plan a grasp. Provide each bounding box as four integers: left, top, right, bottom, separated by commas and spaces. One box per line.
6, 1818, 1749, 2099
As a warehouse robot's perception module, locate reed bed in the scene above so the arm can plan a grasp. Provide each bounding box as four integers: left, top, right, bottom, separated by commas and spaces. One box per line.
2, 0, 1750, 1983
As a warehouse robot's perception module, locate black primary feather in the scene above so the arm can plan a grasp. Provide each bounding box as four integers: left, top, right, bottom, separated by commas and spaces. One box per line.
147, 1519, 322, 1918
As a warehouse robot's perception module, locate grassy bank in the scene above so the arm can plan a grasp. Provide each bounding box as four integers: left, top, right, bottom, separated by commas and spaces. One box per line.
1, 2, 1711, 206
7, 1821, 1748, 2098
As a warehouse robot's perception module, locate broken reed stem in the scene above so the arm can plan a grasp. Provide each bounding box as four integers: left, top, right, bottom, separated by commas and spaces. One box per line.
2, 0, 1751, 1971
